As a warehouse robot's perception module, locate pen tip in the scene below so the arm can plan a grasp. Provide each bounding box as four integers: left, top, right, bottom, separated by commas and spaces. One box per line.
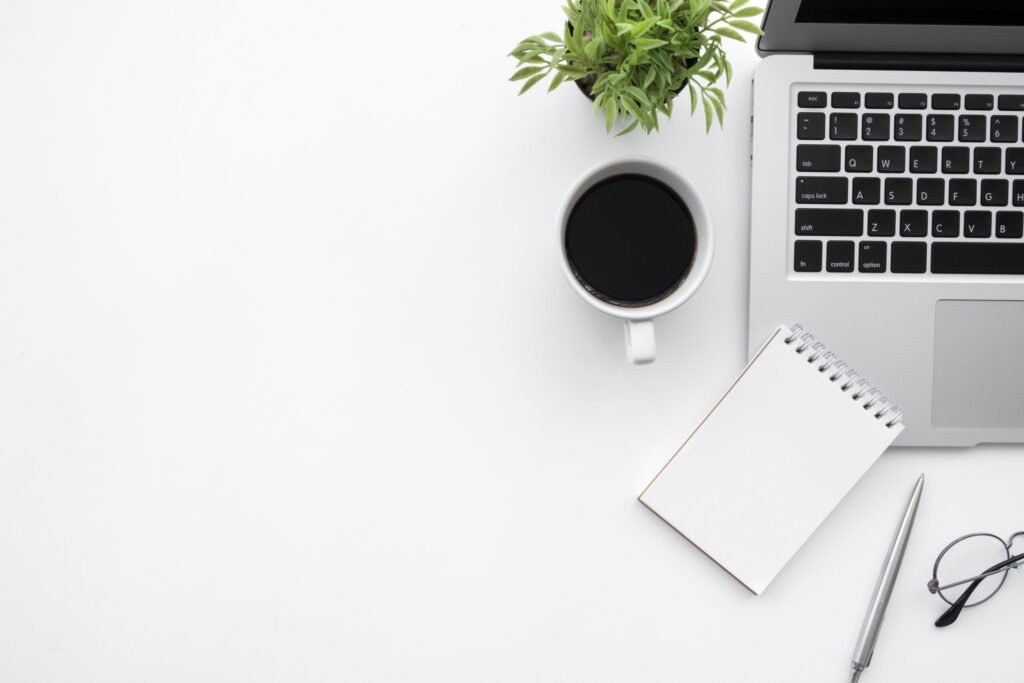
850, 670, 862, 683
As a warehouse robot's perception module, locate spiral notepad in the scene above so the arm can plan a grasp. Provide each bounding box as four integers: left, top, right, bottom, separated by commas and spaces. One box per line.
639, 324, 905, 595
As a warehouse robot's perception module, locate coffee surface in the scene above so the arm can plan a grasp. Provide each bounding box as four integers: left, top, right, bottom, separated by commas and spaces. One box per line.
565, 174, 696, 306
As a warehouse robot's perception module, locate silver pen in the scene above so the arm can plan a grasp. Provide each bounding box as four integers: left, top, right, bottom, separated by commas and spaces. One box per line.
849, 474, 925, 683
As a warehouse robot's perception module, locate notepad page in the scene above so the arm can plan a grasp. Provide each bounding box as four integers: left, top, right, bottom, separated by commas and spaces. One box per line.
639, 326, 903, 595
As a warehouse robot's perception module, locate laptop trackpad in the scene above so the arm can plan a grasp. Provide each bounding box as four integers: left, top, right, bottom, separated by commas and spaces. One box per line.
933, 300, 1024, 428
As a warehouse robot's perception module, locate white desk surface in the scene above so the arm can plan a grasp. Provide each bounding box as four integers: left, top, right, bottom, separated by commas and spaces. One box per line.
1, 2, 1021, 681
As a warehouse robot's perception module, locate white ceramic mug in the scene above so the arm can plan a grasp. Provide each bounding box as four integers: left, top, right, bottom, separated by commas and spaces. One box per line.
557, 157, 714, 364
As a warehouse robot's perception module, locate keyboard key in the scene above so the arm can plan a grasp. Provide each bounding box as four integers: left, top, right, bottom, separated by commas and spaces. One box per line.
829, 113, 858, 140
991, 116, 1019, 143
917, 179, 944, 205
932, 94, 961, 110
831, 92, 861, 108
859, 242, 887, 273
826, 241, 855, 272
942, 147, 970, 173
966, 94, 995, 111
862, 113, 890, 141
959, 115, 987, 142
891, 242, 927, 273
894, 114, 922, 141
974, 147, 1002, 174
1014, 180, 1024, 206
867, 209, 896, 236
899, 210, 928, 237
885, 178, 913, 205
796, 144, 842, 172
964, 211, 992, 238
794, 240, 822, 272
798, 91, 827, 108
932, 210, 961, 237
899, 93, 928, 109
845, 145, 873, 173
995, 211, 1024, 238
796, 177, 848, 204
797, 112, 826, 140
853, 177, 880, 205
909, 146, 937, 174
932, 242, 1024, 273
927, 114, 955, 142
794, 208, 863, 236
865, 92, 894, 109
982, 179, 1009, 206
1006, 148, 1024, 174
998, 95, 1024, 111
877, 146, 905, 173
949, 178, 977, 205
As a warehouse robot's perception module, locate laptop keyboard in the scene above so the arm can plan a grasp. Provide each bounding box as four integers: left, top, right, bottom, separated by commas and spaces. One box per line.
791, 87, 1024, 276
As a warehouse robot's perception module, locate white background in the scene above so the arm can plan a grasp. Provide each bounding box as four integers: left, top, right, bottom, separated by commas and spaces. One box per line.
1, 1, 1022, 681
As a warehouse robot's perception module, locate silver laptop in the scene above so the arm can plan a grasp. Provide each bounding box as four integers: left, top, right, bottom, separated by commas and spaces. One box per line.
749, 0, 1024, 446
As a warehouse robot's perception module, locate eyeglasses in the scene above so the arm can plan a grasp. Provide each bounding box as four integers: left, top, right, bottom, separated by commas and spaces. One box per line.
928, 531, 1024, 627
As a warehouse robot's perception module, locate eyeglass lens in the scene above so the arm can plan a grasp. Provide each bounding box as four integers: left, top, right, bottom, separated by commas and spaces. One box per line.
936, 534, 1010, 606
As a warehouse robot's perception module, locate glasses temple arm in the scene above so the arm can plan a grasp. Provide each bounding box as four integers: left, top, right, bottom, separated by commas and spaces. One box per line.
934, 561, 1022, 592
934, 551, 1024, 628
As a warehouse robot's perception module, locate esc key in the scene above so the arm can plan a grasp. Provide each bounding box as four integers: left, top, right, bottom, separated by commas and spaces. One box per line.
799, 91, 827, 108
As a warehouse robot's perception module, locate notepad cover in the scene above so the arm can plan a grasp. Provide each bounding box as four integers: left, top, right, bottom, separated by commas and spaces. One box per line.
639, 325, 904, 595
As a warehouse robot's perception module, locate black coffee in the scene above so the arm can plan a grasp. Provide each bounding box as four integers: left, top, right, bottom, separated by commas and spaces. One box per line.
565, 174, 697, 307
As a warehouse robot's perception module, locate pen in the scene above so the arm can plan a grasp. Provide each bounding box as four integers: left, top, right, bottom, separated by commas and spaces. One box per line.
849, 474, 925, 683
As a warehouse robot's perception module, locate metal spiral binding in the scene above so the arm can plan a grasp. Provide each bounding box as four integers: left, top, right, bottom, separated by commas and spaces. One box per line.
783, 324, 904, 428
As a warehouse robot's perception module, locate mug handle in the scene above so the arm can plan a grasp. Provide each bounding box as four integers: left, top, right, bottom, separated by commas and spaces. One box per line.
624, 320, 656, 365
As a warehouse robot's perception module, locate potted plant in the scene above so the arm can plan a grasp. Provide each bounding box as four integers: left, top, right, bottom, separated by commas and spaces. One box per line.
509, 0, 763, 135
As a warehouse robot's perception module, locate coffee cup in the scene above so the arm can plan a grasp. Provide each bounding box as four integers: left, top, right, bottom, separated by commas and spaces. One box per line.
557, 157, 714, 364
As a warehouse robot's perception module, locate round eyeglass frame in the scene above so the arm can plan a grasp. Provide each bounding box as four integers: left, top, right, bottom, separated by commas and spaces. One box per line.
930, 531, 1024, 607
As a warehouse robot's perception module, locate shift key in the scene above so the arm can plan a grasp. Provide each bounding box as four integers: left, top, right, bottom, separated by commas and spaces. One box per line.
795, 208, 864, 236
796, 176, 849, 204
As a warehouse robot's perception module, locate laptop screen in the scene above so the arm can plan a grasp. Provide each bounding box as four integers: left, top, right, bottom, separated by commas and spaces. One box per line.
795, 0, 1024, 26
759, 0, 1024, 55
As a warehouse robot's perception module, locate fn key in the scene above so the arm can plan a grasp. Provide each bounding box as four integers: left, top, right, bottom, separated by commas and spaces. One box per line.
795, 240, 822, 272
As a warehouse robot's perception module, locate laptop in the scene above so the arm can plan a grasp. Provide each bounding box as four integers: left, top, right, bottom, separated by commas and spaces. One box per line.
748, 0, 1024, 446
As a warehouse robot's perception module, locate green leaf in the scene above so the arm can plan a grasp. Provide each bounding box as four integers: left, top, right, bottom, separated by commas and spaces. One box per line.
620, 96, 641, 120
634, 38, 669, 50
540, 32, 562, 41
688, 82, 698, 114
615, 22, 635, 35
643, 66, 657, 89
548, 70, 567, 91
631, 17, 658, 37
555, 65, 590, 79
510, 66, 545, 82
604, 96, 617, 132
711, 26, 745, 42
616, 118, 640, 137
624, 85, 651, 107
728, 0, 749, 9
730, 6, 763, 18
727, 19, 764, 35
702, 95, 713, 132
584, 35, 604, 59
519, 72, 547, 95
709, 92, 725, 126
723, 57, 733, 85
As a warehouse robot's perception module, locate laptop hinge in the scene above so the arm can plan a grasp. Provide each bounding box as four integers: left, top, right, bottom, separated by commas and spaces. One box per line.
814, 52, 1024, 73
